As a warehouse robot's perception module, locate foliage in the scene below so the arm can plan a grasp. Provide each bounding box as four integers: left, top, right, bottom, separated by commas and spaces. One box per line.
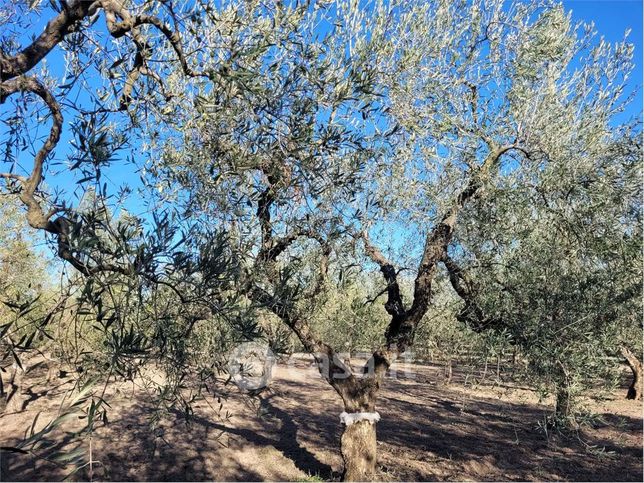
0, 196, 59, 383
310, 274, 389, 354
0, 0, 641, 476
453, 118, 642, 422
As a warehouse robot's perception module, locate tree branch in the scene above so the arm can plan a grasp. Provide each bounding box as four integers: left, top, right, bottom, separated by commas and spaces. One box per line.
368, 144, 521, 376
246, 283, 353, 388
0, 0, 99, 81
360, 231, 406, 319
1, 1, 207, 274
102, 0, 204, 78
0, 76, 132, 276
1, 0, 203, 110
248, 167, 352, 397
0, 76, 63, 230
442, 254, 504, 333
406, 144, 514, 323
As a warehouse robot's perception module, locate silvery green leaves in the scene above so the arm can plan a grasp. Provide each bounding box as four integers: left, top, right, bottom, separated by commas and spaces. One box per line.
449, 120, 641, 424
0, 0, 640, 465
157, 0, 386, 220
148, 1, 397, 334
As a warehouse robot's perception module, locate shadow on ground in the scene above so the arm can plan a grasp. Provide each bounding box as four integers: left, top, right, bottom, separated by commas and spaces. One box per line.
1, 358, 642, 481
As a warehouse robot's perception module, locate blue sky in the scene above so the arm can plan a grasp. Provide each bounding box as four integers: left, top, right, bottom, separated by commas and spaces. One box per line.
564, 0, 643, 115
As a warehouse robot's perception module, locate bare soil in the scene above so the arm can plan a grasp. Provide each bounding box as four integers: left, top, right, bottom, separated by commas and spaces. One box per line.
0, 355, 642, 481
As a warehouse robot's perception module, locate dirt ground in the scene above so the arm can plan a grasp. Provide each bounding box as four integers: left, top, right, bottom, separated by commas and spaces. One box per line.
0, 354, 642, 482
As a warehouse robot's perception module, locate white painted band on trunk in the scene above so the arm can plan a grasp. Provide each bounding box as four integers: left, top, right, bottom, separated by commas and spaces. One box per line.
340, 411, 381, 425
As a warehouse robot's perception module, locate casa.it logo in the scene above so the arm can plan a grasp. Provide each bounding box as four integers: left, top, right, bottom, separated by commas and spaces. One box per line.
227, 342, 276, 391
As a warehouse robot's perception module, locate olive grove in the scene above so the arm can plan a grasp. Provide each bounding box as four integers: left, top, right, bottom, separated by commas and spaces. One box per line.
0, 0, 641, 480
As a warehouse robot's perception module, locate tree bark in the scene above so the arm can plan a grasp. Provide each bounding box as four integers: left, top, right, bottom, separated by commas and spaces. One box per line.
336, 380, 379, 481
555, 385, 573, 421
552, 359, 577, 427
621, 347, 643, 401
553, 377, 582, 429
331, 373, 381, 481
341, 419, 377, 481
445, 358, 453, 384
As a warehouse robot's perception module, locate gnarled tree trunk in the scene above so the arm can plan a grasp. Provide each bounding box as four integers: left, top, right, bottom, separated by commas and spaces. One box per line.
336, 377, 379, 481
555, 384, 574, 422
621, 346, 643, 400
341, 419, 377, 481
553, 361, 578, 427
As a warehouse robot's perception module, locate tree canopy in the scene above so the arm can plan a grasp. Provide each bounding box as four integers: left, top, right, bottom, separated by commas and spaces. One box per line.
0, 0, 641, 480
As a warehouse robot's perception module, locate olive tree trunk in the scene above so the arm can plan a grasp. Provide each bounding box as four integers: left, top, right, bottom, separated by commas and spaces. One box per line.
335, 377, 380, 481
341, 419, 377, 481
553, 362, 578, 427
555, 385, 574, 422
621, 347, 643, 400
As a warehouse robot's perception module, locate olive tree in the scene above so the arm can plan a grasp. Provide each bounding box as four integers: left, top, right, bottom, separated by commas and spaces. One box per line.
149, 0, 640, 479
2, 0, 640, 480
152, 2, 395, 478
365, 0, 641, 424
446, 127, 641, 423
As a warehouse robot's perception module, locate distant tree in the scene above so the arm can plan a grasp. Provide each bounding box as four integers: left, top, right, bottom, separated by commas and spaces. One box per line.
0, 196, 50, 305
0, 196, 55, 411
310, 275, 390, 357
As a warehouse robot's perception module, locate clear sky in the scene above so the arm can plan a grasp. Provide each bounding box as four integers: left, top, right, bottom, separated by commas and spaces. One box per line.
564, 0, 643, 117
